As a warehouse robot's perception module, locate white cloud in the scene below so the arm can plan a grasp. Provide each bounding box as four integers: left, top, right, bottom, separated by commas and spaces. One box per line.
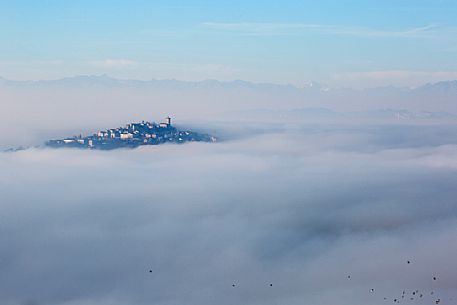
90, 59, 138, 68
202, 22, 440, 38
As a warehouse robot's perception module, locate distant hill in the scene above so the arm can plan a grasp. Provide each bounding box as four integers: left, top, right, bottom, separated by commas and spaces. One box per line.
223, 107, 457, 122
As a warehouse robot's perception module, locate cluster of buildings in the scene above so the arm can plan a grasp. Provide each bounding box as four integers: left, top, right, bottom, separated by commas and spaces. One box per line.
47, 117, 216, 150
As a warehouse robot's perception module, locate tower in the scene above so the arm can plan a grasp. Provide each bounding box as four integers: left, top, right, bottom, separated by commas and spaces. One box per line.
166, 116, 171, 126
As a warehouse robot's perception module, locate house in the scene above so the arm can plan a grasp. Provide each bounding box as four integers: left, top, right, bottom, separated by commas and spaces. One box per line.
120, 133, 133, 140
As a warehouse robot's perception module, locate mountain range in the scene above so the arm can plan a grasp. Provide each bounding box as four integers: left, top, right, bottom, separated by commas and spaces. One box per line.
2, 75, 457, 113
2, 74, 457, 94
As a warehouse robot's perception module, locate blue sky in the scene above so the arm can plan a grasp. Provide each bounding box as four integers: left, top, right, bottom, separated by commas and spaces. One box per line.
1, 0, 457, 86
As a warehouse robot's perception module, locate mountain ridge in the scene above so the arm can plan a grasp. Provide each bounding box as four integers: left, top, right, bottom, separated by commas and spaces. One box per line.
2, 74, 457, 93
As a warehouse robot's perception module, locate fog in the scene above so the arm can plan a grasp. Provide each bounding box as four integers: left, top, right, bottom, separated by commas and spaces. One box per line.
2, 123, 457, 305
2, 76, 457, 148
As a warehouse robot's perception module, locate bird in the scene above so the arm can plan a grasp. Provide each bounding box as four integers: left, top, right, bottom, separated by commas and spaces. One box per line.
433, 276, 437, 281
407, 260, 411, 264
370, 289, 375, 292
149, 270, 152, 273
232, 284, 236, 287
269, 284, 273, 287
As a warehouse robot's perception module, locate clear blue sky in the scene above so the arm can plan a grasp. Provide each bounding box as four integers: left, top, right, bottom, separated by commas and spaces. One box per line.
1, 0, 457, 87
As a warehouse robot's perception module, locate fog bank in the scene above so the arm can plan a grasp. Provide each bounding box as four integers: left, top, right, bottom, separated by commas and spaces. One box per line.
1, 125, 457, 305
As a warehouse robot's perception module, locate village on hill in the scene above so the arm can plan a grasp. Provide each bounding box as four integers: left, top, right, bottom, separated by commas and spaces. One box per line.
46, 117, 217, 150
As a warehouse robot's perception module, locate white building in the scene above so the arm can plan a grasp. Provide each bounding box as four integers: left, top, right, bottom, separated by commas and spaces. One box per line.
159, 116, 172, 128
120, 133, 133, 140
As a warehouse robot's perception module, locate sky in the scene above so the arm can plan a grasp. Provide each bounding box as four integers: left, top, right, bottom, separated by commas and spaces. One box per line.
1, 0, 457, 87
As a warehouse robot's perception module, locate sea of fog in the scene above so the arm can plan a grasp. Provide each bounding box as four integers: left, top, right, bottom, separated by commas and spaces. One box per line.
1, 123, 457, 305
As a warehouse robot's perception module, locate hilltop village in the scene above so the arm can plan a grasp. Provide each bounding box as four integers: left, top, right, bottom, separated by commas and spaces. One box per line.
46, 117, 216, 150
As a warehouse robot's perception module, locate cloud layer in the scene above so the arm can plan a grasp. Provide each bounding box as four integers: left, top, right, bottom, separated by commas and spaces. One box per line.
2, 124, 457, 305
